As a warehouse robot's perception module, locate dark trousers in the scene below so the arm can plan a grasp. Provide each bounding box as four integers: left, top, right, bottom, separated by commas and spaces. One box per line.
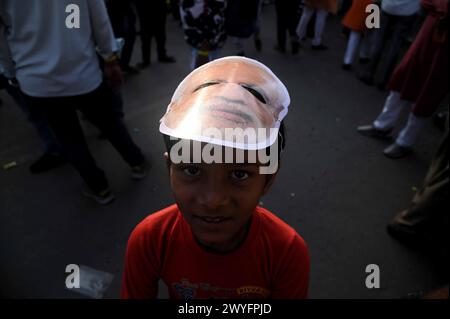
1, 75, 60, 155
106, 1, 137, 68
395, 129, 449, 234
135, 0, 168, 62
275, 0, 301, 49
22, 82, 145, 193
364, 10, 416, 87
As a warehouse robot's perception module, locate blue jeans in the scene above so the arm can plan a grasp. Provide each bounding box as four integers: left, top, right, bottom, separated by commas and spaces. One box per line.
190, 47, 220, 71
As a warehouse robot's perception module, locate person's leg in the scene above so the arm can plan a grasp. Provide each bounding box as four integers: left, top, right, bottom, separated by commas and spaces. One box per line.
76, 83, 146, 168
359, 30, 374, 60
388, 131, 449, 239
275, 1, 288, 50
120, 10, 137, 69
23, 94, 109, 192
190, 47, 197, 71
378, 14, 416, 88
395, 112, 427, 147
373, 91, 413, 130
312, 9, 328, 46
135, 1, 151, 65
296, 7, 314, 42
287, 0, 301, 53
208, 49, 221, 62
231, 37, 245, 55
6, 85, 61, 156
153, 7, 173, 61
254, 0, 264, 51
361, 11, 392, 82
343, 30, 361, 66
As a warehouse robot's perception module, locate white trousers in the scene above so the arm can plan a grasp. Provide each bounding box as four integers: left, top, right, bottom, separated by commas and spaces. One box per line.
373, 91, 427, 147
296, 8, 328, 46
343, 30, 373, 65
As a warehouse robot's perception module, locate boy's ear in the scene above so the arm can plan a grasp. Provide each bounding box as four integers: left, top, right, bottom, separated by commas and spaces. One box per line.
262, 172, 278, 196
164, 152, 171, 170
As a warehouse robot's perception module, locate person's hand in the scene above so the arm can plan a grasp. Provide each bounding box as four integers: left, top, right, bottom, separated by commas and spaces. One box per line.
104, 60, 123, 93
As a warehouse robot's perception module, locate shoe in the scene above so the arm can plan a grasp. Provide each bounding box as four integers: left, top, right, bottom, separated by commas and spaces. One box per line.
311, 44, 328, 51
158, 55, 176, 63
357, 73, 374, 86
387, 217, 421, 246
254, 37, 262, 52
383, 143, 412, 159
357, 125, 392, 140
29, 153, 67, 174
136, 61, 150, 70
273, 45, 286, 53
342, 63, 352, 71
131, 160, 150, 180
81, 184, 115, 205
359, 57, 370, 64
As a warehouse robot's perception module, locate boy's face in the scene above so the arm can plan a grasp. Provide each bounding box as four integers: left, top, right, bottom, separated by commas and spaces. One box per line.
167, 154, 276, 252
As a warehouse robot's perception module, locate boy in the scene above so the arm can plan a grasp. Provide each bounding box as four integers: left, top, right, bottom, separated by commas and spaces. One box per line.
121, 57, 310, 299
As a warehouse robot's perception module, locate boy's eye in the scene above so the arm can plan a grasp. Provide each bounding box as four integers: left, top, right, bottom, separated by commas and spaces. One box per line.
183, 167, 201, 176
230, 170, 250, 181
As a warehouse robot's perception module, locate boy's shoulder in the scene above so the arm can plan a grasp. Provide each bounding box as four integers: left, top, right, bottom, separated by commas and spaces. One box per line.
254, 206, 307, 249
130, 204, 181, 242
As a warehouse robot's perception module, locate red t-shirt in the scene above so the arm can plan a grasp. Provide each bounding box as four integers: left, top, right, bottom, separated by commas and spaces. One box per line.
121, 204, 310, 299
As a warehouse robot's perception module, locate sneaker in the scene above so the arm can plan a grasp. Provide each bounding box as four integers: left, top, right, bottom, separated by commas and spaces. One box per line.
131, 160, 150, 180
383, 143, 413, 159
81, 184, 115, 205
29, 153, 67, 174
357, 125, 393, 140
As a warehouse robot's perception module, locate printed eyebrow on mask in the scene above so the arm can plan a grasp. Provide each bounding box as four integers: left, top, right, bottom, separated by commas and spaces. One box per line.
192, 80, 224, 92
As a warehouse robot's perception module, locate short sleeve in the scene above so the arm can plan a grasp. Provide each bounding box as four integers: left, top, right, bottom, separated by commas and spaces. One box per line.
271, 234, 310, 299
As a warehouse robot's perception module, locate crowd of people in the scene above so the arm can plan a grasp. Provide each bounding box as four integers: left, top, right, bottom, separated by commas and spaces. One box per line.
0, 0, 448, 298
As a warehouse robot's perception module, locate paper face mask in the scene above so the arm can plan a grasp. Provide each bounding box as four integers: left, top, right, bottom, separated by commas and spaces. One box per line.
159, 56, 290, 150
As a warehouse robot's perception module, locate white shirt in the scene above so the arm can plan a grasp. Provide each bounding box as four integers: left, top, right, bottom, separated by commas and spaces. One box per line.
0, 0, 118, 97
381, 0, 421, 16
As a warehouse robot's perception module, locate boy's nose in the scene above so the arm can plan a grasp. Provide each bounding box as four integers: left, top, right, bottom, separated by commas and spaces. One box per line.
197, 182, 230, 210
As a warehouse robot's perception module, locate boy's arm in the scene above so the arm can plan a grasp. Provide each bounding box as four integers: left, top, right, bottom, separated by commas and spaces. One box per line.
271, 235, 310, 299
121, 223, 160, 299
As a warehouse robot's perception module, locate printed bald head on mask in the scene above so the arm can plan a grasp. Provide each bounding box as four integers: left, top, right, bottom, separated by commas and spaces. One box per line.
159, 56, 290, 150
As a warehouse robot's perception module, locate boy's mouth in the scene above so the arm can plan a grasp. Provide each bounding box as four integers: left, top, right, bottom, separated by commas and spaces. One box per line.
194, 215, 231, 224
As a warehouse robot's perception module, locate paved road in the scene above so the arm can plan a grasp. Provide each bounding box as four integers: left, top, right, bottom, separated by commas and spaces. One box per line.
0, 5, 446, 298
